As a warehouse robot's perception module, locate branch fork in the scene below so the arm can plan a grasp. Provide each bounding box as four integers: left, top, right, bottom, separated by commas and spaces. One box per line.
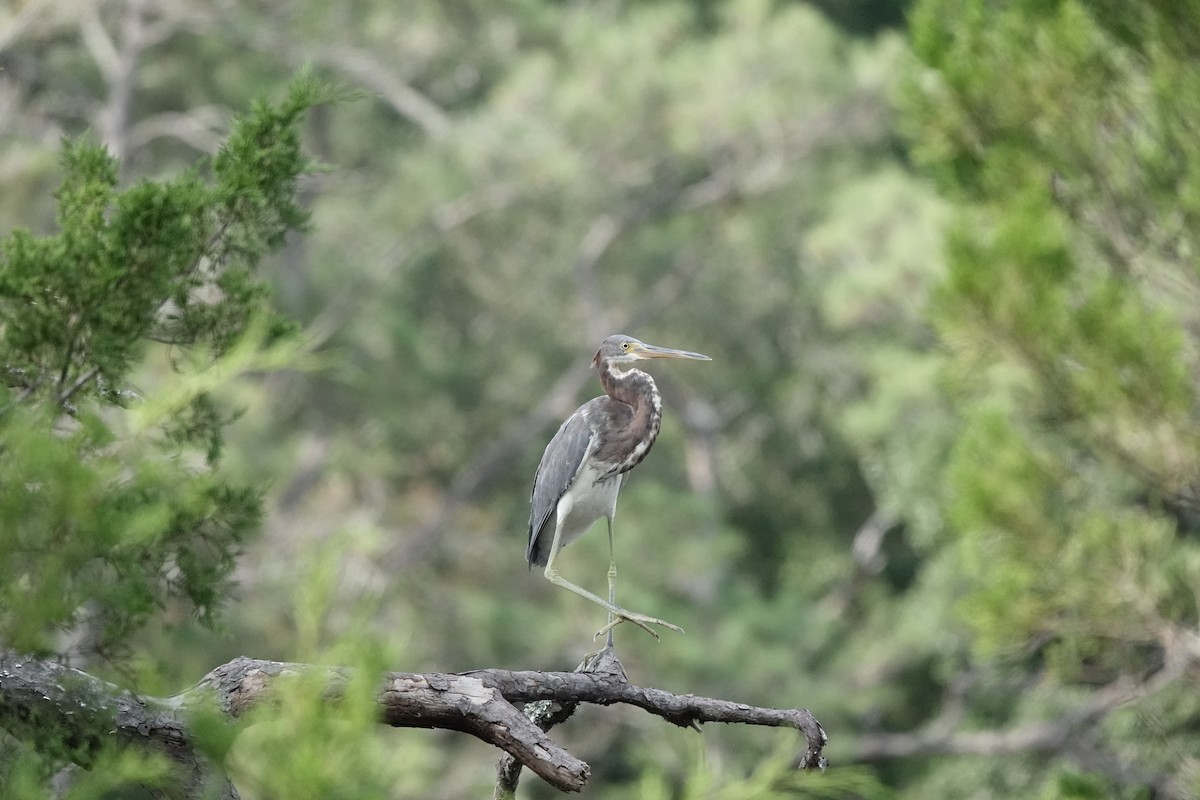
0, 649, 828, 796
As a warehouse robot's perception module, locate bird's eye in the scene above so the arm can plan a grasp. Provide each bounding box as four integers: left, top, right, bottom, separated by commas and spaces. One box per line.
621, 342, 630, 350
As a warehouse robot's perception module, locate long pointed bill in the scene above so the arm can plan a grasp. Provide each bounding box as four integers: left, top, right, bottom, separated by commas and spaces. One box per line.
635, 343, 712, 361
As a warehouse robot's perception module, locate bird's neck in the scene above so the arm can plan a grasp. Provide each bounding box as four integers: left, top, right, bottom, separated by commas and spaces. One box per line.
597, 362, 663, 474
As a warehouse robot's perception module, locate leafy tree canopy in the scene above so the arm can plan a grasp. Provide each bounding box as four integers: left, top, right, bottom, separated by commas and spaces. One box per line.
901, 0, 1200, 794
0, 75, 330, 660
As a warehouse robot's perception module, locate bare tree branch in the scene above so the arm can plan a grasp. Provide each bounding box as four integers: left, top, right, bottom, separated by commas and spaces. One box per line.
0, 651, 238, 800
223, 18, 452, 139
488, 646, 827, 797
306, 45, 452, 138
78, 3, 122, 85
1, 649, 828, 796
81, 0, 150, 167
847, 659, 1186, 766
494, 646, 627, 799
128, 107, 227, 153
0, 0, 60, 56
57, 364, 101, 406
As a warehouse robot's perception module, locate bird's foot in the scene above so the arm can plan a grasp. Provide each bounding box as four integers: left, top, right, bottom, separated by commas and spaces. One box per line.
594, 611, 684, 641
580, 643, 628, 679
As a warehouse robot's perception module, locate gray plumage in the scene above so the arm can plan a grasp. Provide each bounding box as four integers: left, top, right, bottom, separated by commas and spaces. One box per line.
524, 334, 710, 640
527, 399, 634, 567
526, 404, 599, 567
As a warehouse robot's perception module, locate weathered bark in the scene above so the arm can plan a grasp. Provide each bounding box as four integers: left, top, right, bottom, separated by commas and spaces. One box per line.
0, 649, 828, 796
0, 651, 238, 800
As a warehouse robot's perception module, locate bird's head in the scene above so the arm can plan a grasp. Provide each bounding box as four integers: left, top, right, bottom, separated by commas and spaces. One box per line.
591, 334, 711, 368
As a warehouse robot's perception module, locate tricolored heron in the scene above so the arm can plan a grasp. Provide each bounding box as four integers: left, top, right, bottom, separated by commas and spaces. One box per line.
526, 334, 711, 642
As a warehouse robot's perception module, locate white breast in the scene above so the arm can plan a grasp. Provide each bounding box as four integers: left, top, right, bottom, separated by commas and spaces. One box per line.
554, 459, 624, 550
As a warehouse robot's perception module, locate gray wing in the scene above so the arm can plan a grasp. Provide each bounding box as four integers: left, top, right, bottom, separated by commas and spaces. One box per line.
526, 405, 596, 567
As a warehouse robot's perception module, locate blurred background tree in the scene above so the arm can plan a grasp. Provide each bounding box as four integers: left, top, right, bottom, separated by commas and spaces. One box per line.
0, 74, 330, 796
895, 0, 1200, 796
2, 0, 1197, 797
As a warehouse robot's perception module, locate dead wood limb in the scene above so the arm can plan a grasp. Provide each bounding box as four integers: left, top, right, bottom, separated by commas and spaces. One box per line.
848, 663, 1183, 765
195, 656, 589, 792
1, 649, 828, 795
0, 651, 238, 800
493, 647, 624, 799
487, 646, 828, 797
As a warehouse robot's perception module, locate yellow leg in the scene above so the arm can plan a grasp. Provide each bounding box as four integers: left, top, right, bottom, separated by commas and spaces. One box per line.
542, 517, 683, 640
605, 516, 617, 649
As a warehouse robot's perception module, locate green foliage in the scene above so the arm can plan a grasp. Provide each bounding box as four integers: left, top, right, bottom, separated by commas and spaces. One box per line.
0, 74, 336, 797
906, 0, 1200, 645
198, 3, 950, 797
0, 401, 255, 654
19, 0, 1200, 797
225, 633, 410, 799
901, 0, 1200, 794
0, 742, 175, 800
637, 734, 892, 800
0, 76, 327, 660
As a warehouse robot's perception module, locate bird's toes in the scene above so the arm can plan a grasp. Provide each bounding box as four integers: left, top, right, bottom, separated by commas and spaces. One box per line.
595, 612, 684, 640
628, 618, 662, 639
594, 617, 661, 641
627, 613, 685, 635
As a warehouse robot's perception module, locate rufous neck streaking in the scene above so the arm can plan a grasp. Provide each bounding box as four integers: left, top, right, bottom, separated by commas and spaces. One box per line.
594, 359, 664, 476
